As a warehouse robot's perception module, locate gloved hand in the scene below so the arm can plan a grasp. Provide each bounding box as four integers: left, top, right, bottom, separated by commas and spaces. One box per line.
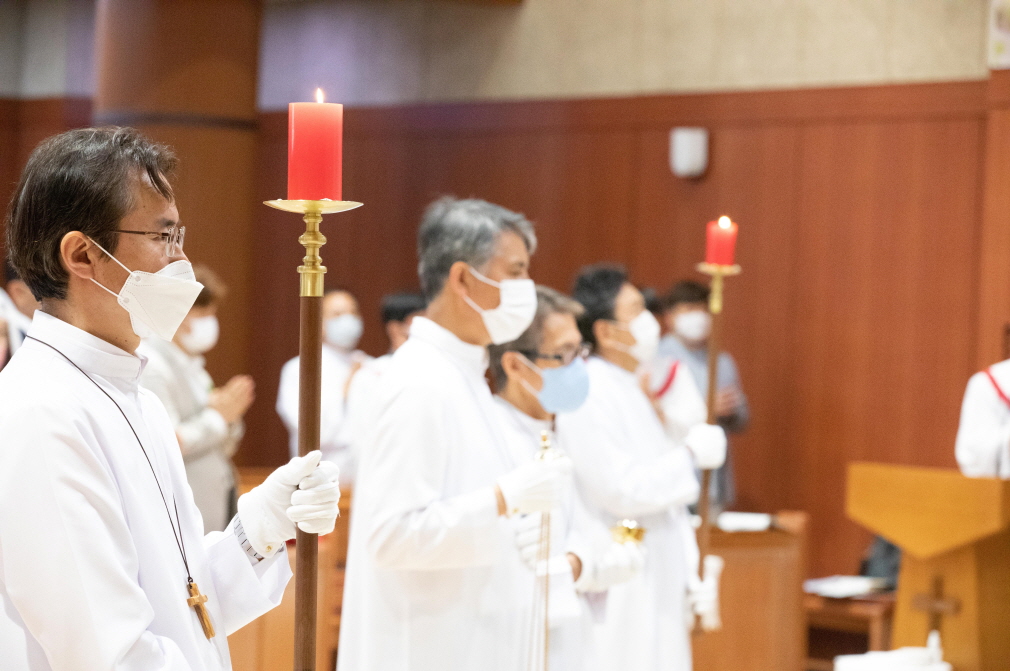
685, 423, 727, 470
496, 456, 573, 515
512, 512, 565, 569
688, 554, 725, 632
574, 540, 646, 593
237, 451, 341, 556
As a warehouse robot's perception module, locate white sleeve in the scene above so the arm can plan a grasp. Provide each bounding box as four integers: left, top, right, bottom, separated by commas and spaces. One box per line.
560, 411, 699, 520
362, 384, 502, 570
955, 371, 1010, 477
140, 365, 229, 462
0, 406, 196, 671
201, 526, 292, 636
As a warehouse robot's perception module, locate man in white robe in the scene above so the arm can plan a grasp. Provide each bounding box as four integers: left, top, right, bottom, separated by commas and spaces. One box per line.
0, 127, 340, 671
488, 285, 646, 671
277, 289, 370, 479
337, 197, 572, 671
557, 264, 726, 671
955, 359, 1010, 477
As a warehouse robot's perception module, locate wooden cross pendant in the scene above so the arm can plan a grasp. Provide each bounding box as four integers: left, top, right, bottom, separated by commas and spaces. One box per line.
187, 580, 216, 639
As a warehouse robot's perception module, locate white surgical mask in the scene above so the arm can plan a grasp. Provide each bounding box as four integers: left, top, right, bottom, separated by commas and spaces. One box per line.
611, 309, 661, 365
674, 310, 711, 343
463, 266, 536, 345
89, 238, 203, 341
179, 315, 219, 355
325, 314, 363, 350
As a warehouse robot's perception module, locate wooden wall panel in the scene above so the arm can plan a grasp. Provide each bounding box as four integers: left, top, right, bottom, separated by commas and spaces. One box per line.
251, 81, 987, 577
790, 119, 982, 576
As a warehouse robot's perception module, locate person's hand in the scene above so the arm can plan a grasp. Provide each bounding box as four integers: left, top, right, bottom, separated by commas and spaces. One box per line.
685, 423, 727, 470
495, 456, 573, 516
237, 451, 341, 556
714, 386, 742, 419
511, 512, 566, 568
574, 540, 646, 592
209, 374, 255, 423
688, 554, 725, 632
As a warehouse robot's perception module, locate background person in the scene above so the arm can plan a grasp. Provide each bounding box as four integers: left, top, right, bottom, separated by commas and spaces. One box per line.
337, 197, 572, 671
277, 288, 370, 474
488, 284, 646, 671
659, 279, 750, 509
139, 264, 254, 532
559, 264, 726, 671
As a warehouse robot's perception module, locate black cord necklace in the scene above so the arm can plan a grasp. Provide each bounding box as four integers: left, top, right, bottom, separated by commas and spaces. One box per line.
26, 335, 216, 638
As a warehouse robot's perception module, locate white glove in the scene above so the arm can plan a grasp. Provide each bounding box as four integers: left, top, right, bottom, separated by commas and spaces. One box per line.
512, 512, 565, 568
496, 457, 573, 515
237, 451, 341, 556
685, 423, 727, 470
574, 540, 646, 593
688, 554, 725, 632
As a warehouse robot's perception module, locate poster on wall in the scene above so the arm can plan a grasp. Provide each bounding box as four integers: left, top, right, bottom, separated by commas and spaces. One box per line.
990, 0, 1010, 68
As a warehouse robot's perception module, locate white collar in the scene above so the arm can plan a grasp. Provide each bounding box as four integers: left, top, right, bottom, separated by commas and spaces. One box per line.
26, 311, 147, 382
409, 316, 489, 377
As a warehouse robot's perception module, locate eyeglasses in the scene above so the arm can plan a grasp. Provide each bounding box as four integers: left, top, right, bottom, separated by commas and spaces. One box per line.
519, 343, 591, 367
118, 226, 186, 257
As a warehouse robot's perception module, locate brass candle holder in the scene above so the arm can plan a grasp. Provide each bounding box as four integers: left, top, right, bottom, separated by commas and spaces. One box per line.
264, 197, 362, 671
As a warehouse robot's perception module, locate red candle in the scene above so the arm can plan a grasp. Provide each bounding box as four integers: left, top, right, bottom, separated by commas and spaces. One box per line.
705, 216, 738, 266
287, 89, 343, 201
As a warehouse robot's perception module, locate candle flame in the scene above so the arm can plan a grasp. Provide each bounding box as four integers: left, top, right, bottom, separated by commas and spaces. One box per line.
315, 88, 325, 104
718, 215, 732, 229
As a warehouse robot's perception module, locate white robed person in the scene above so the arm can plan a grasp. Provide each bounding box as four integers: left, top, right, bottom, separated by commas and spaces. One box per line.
0, 127, 341, 671
955, 358, 1010, 477
488, 285, 647, 671
337, 197, 573, 671
557, 264, 727, 671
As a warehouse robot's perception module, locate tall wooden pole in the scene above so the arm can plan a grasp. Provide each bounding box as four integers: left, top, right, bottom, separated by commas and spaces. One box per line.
295, 207, 325, 671
265, 199, 362, 670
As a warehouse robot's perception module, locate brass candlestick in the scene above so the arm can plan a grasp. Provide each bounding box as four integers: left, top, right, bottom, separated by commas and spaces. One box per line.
264, 197, 362, 671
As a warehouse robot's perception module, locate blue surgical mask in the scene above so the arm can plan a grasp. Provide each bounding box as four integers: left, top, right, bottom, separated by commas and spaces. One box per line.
519, 355, 590, 414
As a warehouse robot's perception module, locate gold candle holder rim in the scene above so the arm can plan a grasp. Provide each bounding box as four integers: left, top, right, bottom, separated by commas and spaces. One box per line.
264, 199, 363, 215
696, 262, 742, 277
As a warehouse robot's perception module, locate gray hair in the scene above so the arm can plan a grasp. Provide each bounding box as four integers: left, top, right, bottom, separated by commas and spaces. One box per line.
488, 286, 584, 392
417, 196, 537, 301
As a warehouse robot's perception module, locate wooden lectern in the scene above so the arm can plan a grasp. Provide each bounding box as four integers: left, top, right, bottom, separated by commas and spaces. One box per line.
846, 462, 1010, 671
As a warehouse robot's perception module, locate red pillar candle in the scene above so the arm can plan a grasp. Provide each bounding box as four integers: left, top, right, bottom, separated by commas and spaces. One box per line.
705, 216, 738, 266
287, 89, 343, 201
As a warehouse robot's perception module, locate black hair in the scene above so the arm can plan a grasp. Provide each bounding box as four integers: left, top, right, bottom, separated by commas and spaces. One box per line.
663, 279, 710, 310
571, 264, 628, 349
381, 292, 426, 324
